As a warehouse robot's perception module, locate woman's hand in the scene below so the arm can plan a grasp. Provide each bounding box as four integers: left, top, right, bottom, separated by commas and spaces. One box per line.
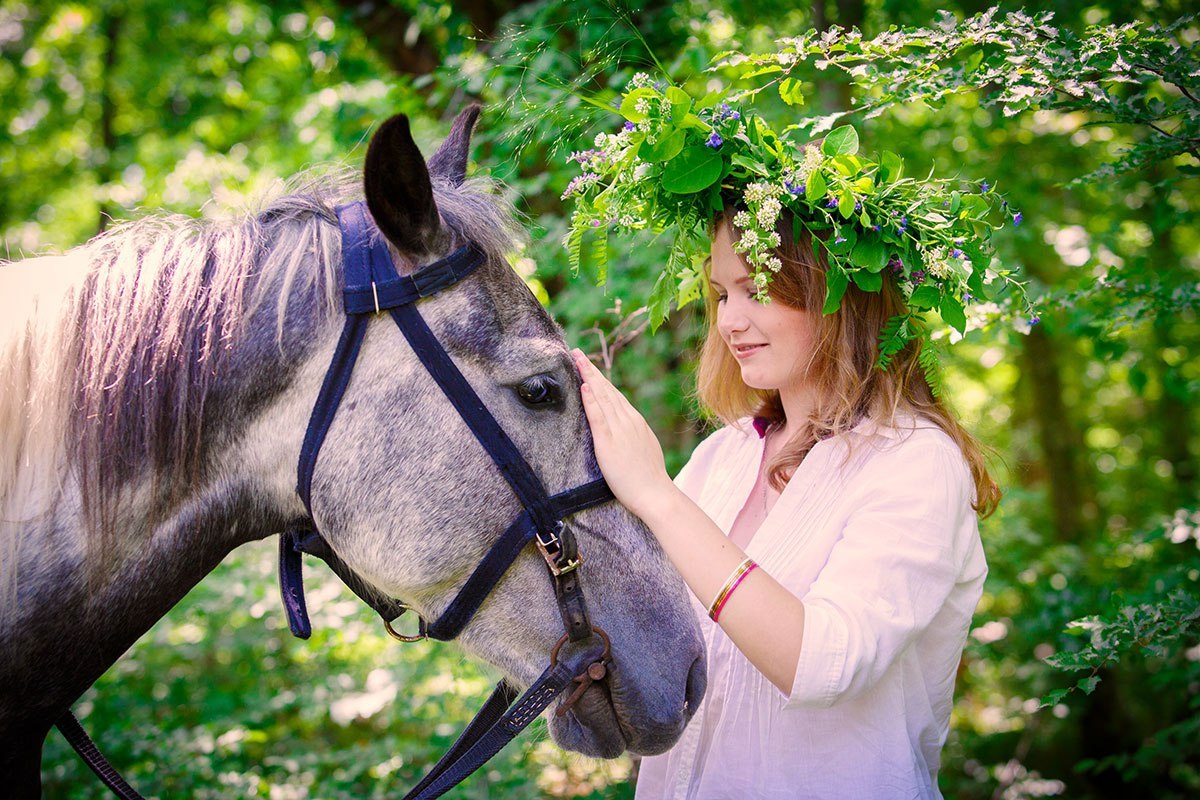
572, 349, 676, 520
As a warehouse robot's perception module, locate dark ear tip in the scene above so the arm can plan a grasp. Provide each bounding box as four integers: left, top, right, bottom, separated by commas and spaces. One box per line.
375, 114, 413, 141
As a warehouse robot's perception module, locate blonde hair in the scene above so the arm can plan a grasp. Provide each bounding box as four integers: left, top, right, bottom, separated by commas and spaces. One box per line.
696, 214, 1000, 517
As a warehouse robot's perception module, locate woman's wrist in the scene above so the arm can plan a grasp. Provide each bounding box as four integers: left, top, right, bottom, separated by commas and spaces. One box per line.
631, 478, 688, 532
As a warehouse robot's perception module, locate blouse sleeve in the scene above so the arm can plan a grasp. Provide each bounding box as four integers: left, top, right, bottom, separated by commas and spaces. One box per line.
786, 432, 978, 709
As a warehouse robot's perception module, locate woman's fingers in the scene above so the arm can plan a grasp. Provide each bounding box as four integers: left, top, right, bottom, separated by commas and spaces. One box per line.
573, 350, 633, 419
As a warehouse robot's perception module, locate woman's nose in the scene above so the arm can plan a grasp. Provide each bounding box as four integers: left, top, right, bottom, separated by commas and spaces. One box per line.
717, 300, 747, 337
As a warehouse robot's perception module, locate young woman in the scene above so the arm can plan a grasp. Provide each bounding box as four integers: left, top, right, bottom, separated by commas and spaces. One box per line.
571, 213, 998, 799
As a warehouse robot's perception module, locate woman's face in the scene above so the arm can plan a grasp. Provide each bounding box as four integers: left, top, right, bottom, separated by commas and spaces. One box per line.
710, 222, 819, 396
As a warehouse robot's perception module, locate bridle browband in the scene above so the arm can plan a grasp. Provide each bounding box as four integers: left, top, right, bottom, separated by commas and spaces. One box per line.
57, 201, 618, 800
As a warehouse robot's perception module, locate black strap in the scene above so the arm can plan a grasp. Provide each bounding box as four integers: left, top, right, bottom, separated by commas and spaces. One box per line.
401, 663, 577, 800
422, 478, 610, 641
55, 712, 147, 800
56, 663, 578, 800
388, 300, 560, 537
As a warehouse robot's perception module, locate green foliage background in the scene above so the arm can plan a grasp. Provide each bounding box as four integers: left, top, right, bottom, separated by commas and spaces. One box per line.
3, 1, 1197, 798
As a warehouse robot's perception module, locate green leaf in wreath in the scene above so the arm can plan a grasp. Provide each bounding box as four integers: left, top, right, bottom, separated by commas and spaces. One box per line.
661, 146, 725, 193
822, 125, 860, 157
620, 87, 659, 123
642, 129, 687, 163
852, 235, 888, 272
880, 150, 903, 182
730, 152, 770, 176
827, 226, 857, 255
665, 86, 692, 123
805, 169, 827, 204
851, 269, 883, 292
648, 270, 675, 329
940, 294, 967, 334
838, 190, 856, 219
823, 267, 849, 315
967, 267, 987, 299
908, 285, 942, 310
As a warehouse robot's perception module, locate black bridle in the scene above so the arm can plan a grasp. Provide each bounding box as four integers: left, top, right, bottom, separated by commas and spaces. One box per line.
57, 201, 616, 800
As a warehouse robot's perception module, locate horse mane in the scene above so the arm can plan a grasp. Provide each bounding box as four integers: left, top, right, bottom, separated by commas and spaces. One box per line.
0, 164, 526, 604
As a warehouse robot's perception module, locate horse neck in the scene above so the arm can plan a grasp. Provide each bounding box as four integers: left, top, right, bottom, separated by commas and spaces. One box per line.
0, 219, 340, 733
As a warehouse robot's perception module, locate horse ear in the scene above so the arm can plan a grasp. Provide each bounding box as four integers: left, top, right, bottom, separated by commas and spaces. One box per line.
363, 114, 443, 255
427, 104, 481, 186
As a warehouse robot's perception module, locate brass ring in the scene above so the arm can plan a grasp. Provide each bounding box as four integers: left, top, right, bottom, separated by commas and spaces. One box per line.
383, 617, 427, 643
550, 625, 611, 667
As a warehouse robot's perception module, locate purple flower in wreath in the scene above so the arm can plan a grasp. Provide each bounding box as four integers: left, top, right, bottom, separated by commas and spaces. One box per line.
1029, 314, 1040, 326
912, 269, 926, 285
834, 235, 847, 245
826, 197, 839, 209
1013, 211, 1023, 227
950, 248, 964, 260
706, 131, 724, 149
623, 121, 635, 132
980, 181, 991, 192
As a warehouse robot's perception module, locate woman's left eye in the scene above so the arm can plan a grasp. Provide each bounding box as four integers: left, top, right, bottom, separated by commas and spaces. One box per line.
516, 375, 561, 408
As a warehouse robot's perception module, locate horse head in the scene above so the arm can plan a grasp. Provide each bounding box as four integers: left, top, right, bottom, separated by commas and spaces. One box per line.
269, 108, 706, 758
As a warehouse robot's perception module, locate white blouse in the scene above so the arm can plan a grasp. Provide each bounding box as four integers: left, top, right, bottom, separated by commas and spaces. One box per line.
635, 417, 987, 800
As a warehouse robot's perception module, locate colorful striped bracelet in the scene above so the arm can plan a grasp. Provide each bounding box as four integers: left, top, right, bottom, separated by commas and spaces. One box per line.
707, 557, 758, 622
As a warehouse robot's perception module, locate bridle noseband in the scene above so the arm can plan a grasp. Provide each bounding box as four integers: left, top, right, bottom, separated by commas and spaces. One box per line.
58, 202, 619, 800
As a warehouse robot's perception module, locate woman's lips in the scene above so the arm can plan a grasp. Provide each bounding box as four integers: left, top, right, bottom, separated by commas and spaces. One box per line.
732, 343, 766, 359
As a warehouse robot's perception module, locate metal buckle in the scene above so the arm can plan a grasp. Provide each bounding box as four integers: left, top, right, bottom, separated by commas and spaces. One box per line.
536, 524, 582, 576
383, 605, 427, 642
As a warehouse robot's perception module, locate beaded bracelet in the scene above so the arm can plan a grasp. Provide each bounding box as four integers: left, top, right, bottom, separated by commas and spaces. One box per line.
707, 557, 758, 622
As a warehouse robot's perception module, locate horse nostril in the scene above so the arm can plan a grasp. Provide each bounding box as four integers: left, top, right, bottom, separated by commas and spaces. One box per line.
684, 654, 707, 718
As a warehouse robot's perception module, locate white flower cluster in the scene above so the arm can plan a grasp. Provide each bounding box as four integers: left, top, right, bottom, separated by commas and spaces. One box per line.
918, 243, 968, 282
792, 145, 824, 185
729, 183, 788, 297
593, 130, 631, 152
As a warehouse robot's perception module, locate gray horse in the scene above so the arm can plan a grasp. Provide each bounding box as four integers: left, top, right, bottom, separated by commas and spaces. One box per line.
0, 107, 705, 796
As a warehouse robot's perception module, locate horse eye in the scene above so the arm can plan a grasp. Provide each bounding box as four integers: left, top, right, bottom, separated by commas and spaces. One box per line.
516, 375, 560, 408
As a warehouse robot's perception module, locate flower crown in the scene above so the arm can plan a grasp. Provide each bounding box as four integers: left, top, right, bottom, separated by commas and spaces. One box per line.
564, 74, 1020, 371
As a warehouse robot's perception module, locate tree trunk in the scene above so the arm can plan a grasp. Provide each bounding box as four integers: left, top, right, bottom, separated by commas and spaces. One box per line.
1019, 323, 1093, 543
1149, 197, 1196, 504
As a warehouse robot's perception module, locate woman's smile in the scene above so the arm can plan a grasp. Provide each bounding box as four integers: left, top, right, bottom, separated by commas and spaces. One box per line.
731, 342, 768, 359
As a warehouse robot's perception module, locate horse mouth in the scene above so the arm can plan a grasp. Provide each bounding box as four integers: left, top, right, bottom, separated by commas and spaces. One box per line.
548, 680, 628, 758
547, 654, 702, 758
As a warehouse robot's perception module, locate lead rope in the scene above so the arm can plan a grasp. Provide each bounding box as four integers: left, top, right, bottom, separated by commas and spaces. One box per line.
55, 712, 147, 800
